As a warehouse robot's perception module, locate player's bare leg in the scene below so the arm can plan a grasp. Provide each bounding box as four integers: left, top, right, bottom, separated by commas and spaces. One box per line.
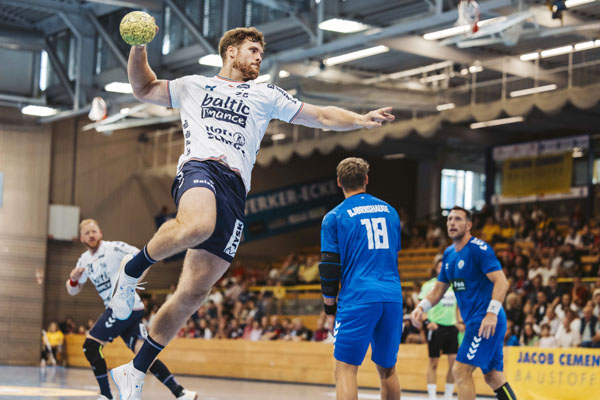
484, 370, 517, 400
427, 357, 439, 398
376, 365, 401, 400
444, 354, 456, 399
110, 187, 216, 320
148, 248, 230, 344
335, 361, 359, 400
452, 362, 476, 400
146, 187, 217, 260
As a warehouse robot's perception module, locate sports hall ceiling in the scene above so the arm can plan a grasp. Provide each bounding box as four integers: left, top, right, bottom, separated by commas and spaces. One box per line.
1, 0, 600, 156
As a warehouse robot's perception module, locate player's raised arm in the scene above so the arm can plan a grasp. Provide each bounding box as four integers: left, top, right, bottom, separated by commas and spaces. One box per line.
410, 280, 450, 328
293, 103, 395, 131
66, 266, 85, 296
128, 45, 170, 107
478, 270, 509, 339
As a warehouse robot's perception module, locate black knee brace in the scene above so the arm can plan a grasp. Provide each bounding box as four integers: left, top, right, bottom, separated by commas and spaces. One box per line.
83, 338, 107, 376
495, 382, 517, 400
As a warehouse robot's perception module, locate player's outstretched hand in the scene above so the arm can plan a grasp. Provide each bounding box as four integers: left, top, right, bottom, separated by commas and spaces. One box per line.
478, 313, 498, 339
361, 107, 395, 129
69, 267, 85, 282
410, 307, 423, 329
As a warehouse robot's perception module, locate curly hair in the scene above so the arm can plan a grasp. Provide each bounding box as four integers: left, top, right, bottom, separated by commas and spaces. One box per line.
218, 27, 266, 61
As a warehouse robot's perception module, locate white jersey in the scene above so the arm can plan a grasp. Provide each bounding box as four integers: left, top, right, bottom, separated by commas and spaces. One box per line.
76, 240, 144, 311
168, 74, 304, 193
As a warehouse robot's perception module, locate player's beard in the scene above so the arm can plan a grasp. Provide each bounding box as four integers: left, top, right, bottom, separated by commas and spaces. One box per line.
233, 56, 259, 81
85, 238, 100, 250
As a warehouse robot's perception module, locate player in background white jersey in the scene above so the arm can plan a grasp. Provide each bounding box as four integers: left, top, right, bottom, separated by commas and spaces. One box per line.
67, 219, 196, 400
109, 26, 395, 400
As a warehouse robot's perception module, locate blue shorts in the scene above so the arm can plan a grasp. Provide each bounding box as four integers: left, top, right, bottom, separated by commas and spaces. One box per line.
334, 302, 403, 368
457, 317, 506, 374
171, 160, 246, 263
88, 308, 146, 350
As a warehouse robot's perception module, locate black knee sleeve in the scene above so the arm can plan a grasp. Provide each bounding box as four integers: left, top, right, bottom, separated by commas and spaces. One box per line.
495, 382, 517, 400
83, 338, 107, 377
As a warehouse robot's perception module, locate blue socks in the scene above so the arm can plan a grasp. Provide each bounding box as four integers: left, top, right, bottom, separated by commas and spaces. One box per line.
125, 246, 157, 278
133, 335, 164, 373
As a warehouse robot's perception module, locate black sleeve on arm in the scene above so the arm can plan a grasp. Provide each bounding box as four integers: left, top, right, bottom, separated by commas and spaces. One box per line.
319, 252, 341, 303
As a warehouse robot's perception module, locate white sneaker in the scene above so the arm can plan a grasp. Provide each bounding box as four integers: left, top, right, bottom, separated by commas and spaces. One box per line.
176, 389, 198, 400
110, 361, 145, 400
97, 395, 111, 400
109, 254, 137, 320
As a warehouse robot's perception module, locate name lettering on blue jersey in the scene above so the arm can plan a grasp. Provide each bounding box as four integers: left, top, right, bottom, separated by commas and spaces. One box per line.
347, 204, 389, 217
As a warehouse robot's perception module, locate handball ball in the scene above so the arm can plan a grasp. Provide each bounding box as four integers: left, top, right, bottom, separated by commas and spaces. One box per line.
119, 11, 157, 46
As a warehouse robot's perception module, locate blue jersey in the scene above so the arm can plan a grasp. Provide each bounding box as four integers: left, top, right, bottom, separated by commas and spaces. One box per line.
320, 193, 402, 306
438, 237, 506, 327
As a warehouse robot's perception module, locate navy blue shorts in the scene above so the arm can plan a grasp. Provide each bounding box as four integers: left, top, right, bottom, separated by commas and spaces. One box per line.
88, 308, 146, 350
333, 302, 403, 368
171, 160, 246, 263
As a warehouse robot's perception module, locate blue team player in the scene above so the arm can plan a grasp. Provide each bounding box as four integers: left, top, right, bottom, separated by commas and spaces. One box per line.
411, 206, 517, 400
320, 157, 403, 400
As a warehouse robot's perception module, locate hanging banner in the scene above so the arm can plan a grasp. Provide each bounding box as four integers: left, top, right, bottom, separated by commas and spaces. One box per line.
501, 152, 572, 197
506, 347, 600, 400
243, 177, 343, 242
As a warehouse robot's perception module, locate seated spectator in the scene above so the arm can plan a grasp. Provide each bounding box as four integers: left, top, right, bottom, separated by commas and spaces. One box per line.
559, 245, 579, 277
313, 316, 330, 342
261, 315, 282, 340
401, 315, 423, 344
197, 318, 213, 340
41, 322, 64, 367
247, 320, 264, 341
178, 319, 199, 338
298, 254, 320, 283
564, 227, 582, 248
540, 306, 561, 335
579, 224, 595, 250
571, 276, 590, 310
214, 318, 230, 339
555, 310, 581, 347
504, 320, 520, 346
228, 319, 244, 339
532, 290, 549, 324
579, 303, 600, 348
279, 253, 301, 285
499, 220, 515, 242
59, 316, 75, 334
288, 318, 313, 341
425, 222, 444, 247
520, 322, 539, 346
505, 292, 525, 328
570, 204, 584, 230
538, 324, 557, 348
554, 293, 575, 321
481, 217, 501, 243
544, 228, 563, 249
592, 288, 600, 319
510, 267, 528, 295
545, 276, 563, 304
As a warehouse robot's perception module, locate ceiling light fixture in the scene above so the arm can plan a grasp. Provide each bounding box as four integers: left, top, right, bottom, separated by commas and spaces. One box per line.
423, 17, 504, 40
104, 82, 133, 94
520, 52, 539, 61
469, 65, 483, 73
510, 84, 558, 97
565, 0, 597, 7
436, 103, 456, 111
318, 18, 369, 33
420, 74, 448, 83
470, 116, 524, 129
21, 105, 57, 117
199, 54, 223, 67
540, 45, 573, 58
271, 133, 286, 141
323, 45, 389, 66
279, 70, 290, 78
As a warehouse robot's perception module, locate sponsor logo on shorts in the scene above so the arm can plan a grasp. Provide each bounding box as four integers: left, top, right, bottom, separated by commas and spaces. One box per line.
205, 126, 247, 157
224, 219, 244, 257
201, 94, 250, 128
193, 179, 215, 191
466, 336, 482, 360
